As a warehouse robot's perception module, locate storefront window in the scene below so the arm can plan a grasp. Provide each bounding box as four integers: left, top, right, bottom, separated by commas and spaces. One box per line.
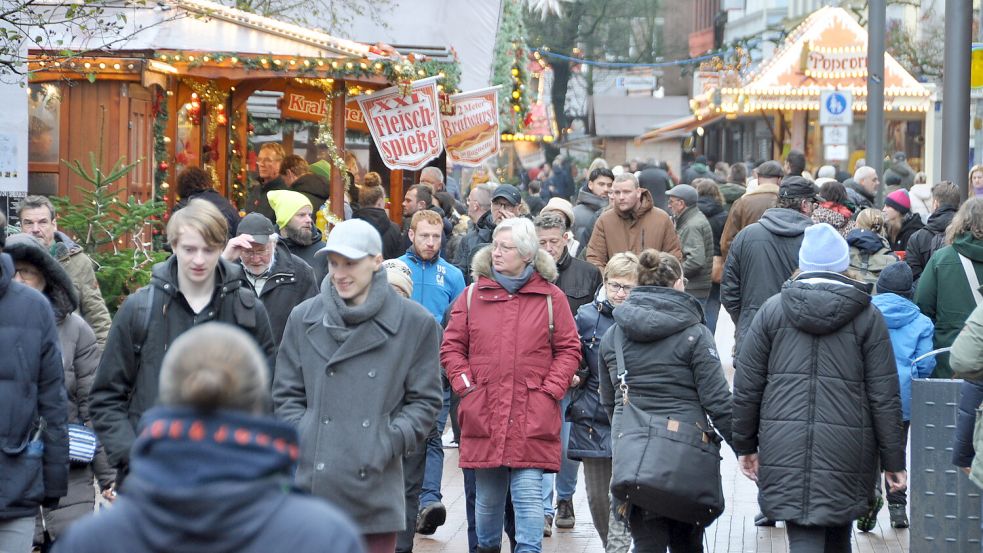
28, 84, 60, 163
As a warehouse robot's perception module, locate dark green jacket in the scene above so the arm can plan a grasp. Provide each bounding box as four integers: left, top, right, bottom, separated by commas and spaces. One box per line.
915, 234, 983, 378
675, 205, 714, 298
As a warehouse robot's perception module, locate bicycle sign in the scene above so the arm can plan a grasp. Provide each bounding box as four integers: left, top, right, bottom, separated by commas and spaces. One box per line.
819, 90, 853, 126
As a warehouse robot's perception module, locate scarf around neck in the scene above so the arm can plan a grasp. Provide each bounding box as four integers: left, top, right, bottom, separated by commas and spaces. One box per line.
492, 263, 534, 294
322, 268, 390, 342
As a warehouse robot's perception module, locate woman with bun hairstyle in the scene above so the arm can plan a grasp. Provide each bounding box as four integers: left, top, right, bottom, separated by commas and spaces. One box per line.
54, 323, 365, 553
598, 249, 734, 552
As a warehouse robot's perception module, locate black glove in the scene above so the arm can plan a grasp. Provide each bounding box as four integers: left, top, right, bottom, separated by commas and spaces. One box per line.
42, 497, 60, 510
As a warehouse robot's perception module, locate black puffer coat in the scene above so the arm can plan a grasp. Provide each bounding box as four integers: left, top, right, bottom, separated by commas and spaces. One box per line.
554, 249, 602, 316
732, 271, 905, 526
353, 206, 403, 260
567, 296, 616, 459
721, 208, 811, 354
905, 205, 957, 281
453, 211, 495, 284
698, 196, 727, 256
598, 286, 733, 444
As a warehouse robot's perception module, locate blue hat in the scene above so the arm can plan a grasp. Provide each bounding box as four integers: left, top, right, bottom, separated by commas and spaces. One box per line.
876, 261, 915, 298
799, 223, 850, 273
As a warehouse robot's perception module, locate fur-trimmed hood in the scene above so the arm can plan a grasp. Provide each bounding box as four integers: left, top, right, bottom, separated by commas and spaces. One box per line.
471, 244, 558, 284
4, 233, 78, 320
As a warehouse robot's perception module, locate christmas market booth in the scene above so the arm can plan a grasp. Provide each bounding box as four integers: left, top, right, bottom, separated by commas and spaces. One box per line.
672, 6, 933, 171
26, 0, 461, 221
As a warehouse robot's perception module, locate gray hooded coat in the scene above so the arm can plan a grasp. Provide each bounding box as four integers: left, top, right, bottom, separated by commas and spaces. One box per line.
732, 272, 904, 526
272, 269, 442, 534
721, 208, 812, 353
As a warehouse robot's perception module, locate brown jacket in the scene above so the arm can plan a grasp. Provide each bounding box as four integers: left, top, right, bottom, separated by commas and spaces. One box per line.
719, 182, 778, 259
585, 188, 682, 270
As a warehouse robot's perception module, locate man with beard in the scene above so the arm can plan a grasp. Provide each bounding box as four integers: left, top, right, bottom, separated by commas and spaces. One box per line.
268, 190, 324, 269
401, 185, 434, 250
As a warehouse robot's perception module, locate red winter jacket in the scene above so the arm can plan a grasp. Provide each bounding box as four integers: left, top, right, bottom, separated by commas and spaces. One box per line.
441, 247, 582, 472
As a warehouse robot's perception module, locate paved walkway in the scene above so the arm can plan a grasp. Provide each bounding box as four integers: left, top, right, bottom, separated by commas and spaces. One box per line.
415, 309, 909, 553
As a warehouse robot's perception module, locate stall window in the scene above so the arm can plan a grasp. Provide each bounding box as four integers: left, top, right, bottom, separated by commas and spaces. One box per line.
27, 83, 62, 195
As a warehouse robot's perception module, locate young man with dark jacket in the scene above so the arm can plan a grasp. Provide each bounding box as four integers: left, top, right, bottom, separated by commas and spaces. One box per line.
905, 181, 962, 280
354, 185, 403, 260
0, 212, 68, 552
90, 200, 276, 479
572, 168, 613, 248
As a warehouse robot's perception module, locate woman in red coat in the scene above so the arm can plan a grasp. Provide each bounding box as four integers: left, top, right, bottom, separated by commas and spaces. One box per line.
441, 217, 582, 553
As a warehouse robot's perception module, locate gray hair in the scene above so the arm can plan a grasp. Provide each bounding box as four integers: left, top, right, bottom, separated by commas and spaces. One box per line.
421, 166, 444, 184
533, 211, 567, 232
493, 217, 539, 260
613, 172, 638, 188
472, 183, 496, 210
854, 165, 876, 182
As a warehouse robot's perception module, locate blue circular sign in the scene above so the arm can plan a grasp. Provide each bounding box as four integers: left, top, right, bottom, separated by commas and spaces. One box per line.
825, 93, 848, 115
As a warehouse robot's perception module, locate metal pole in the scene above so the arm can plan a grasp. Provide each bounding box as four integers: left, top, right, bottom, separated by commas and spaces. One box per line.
867, 0, 886, 207
942, 0, 973, 199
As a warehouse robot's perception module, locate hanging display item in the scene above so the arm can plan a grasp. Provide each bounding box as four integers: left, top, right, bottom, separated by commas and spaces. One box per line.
441, 86, 501, 167
356, 76, 442, 171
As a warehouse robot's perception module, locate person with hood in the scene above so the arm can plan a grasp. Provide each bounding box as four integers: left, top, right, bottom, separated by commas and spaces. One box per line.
90, 199, 277, 480
55, 323, 365, 553
916, 198, 983, 378
268, 189, 325, 268
846, 209, 899, 288
245, 143, 287, 225
598, 249, 734, 551
732, 224, 907, 551
353, 179, 403, 260
568, 253, 637, 552
18, 195, 112, 346
905, 181, 962, 280
173, 167, 241, 238
812, 180, 855, 237
722, 176, 818, 356
693, 179, 729, 333
585, 172, 681, 272
273, 219, 442, 552
666, 184, 713, 304
883, 189, 924, 254
290, 173, 330, 215
221, 213, 319, 345
719, 163, 747, 210
637, 165, 673, 212
573, 168, 613, 248
0, 215, 68, 553
5, 234, 116, 541
909, 175, 933, 224
868, 262, 934, 530
883, 152, 916, 190
719, 161, 784, 259
681, 155, 720, 185
441, 218, 582, 553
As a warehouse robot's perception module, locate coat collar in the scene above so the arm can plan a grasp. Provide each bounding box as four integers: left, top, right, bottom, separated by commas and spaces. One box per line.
471, 244, 558, 284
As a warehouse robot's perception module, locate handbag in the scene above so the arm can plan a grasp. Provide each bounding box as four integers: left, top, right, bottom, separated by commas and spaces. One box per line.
68, 423, 98, 465
608, 325, 725, 526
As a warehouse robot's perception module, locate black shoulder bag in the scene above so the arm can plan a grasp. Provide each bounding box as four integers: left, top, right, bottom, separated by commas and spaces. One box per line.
609, 325, 725, 526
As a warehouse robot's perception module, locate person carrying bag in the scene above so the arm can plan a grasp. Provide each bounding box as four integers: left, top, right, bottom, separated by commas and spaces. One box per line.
599, 249, 734, 553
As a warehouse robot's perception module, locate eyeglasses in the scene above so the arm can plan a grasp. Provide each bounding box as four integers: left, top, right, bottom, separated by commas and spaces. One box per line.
14, 267, 42, 279
606, 281, 634, 295
241, 247, 272, 258
492, 242, 518, 253
257, 157, 281, 164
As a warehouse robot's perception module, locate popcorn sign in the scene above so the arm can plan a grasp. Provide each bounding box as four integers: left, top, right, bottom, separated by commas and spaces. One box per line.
356, 77, 443, 171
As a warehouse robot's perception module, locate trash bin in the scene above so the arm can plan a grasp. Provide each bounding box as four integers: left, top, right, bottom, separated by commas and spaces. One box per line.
910, 348, 982, 553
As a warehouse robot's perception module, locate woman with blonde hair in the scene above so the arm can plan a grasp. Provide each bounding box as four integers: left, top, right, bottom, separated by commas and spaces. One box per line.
55, 324, 364, 553
599, 249, 733, 552
846, 208, 898, 287
970, 164, 983, 197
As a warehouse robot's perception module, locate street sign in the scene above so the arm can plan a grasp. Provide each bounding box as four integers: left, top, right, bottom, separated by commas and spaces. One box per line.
823, 125, 849, 145
615, 75, 658, 91
819, 90, 853, 126
825, 144, 849, 161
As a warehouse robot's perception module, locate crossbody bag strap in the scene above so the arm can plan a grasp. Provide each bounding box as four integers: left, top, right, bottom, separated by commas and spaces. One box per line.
546, 293, 554, 348
957, 253, 983, 306
613, 325, 630, 405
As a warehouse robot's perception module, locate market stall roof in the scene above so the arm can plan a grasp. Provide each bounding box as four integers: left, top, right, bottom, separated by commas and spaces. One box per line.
590, 96, 691, 138
635, 113, 724, 144
691, 6, 931, 119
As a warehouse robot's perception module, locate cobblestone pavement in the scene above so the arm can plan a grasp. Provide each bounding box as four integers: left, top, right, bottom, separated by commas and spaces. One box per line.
414, 309, 909, 553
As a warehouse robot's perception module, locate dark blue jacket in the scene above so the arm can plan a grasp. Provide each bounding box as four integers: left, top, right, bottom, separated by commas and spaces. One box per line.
54, 407, 364, 553
0, 252, 68, 519
566, 296, 616, 459
953, 380, 983, 468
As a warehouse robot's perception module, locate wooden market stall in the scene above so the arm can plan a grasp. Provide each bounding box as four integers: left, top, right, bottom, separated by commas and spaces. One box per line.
26, 0, 459, 219
680, 6, 933, 170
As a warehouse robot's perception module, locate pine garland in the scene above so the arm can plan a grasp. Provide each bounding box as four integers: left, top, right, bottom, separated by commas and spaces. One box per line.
492, 0, 530, 132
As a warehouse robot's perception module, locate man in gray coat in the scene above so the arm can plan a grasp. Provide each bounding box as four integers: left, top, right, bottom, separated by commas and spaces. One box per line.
273, 218, 442, 550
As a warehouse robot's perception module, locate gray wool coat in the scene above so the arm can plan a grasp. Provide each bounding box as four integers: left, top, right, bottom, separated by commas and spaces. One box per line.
272, 272, 442, 534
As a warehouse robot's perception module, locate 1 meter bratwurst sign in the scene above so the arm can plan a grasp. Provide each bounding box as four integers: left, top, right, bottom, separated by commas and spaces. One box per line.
442, 86, 500, 167
356, 77, 442, 171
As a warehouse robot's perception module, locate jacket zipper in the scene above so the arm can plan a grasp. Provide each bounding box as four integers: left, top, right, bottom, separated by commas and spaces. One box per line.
802, 337, 819, 521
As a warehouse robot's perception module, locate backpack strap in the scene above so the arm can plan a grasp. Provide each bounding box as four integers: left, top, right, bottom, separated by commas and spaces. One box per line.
466, 282, 553, 347
957, 253, 983, 306
131, 285, 156, 356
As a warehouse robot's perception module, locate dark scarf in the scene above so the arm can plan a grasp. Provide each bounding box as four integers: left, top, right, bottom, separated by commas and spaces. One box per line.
492, 263, 534, 294
322, 268, 390, 342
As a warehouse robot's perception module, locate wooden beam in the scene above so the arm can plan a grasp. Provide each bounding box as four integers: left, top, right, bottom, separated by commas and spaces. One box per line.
391, 170, 404, 226
329, 80, 347, 220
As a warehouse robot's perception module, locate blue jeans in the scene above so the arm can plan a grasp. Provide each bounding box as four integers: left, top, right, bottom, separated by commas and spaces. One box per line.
475, 467, 545, 553
420, 377, 450, 506
543, 394, 579, 516
703, 283, 721, 334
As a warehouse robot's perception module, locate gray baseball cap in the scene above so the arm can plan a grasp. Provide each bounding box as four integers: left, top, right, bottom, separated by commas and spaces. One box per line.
323, 219, 383, 259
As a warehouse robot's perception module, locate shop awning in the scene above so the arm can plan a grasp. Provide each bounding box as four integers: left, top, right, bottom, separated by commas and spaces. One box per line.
635, 114, 723, 144
691, 6, 932, 119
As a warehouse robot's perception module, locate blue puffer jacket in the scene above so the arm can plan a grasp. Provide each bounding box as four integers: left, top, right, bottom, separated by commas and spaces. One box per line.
0, 252, 68, 519
399, 249, 466, 321
566, 296, 616, 459
871, 293, 935, 421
